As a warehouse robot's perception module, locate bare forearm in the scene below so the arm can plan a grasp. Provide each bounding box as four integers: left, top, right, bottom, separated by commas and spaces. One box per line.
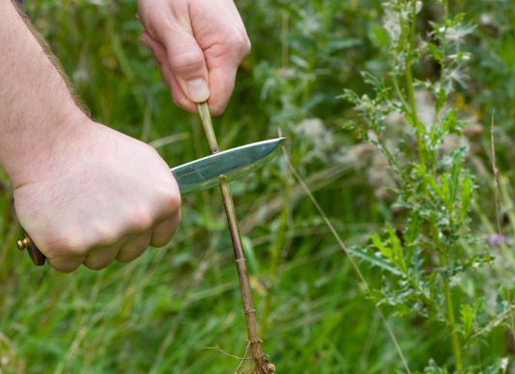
0, 0, 88, 182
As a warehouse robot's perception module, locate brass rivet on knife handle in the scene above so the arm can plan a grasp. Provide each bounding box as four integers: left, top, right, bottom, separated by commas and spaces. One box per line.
17, 232, 46, 266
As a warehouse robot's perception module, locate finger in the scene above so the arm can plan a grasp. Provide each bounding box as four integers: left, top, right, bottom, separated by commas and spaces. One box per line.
84, 242, 124, 270
116, 232, 151, 263
141, 32, 173, 88
150, 212, 181, 248
169, 74, 197, 113
48, 255, 85, 273
203, 33, 250, 116
159, 30, 210, 103
206, 64, 238, 116
142, 32, 197, 112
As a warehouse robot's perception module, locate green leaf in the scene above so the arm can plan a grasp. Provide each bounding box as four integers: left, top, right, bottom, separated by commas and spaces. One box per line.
242, 236, 260, 274
460, 173, 473, 221
349, 247, 404, 276
372, 234, 392, 261
484, 360, 504, 374
388, 225, 407, 274
448, 147, 468, 206
404, 214, 420, 245
460, 304, 474, 339
428, 174, 444, 200
427, 42, 444, 63
361, 71, 383, 91
368, 23, 390, 48
440, 171, 449, 208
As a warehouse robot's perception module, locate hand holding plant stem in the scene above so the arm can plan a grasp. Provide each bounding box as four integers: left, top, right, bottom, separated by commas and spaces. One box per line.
197, 102, 275, 374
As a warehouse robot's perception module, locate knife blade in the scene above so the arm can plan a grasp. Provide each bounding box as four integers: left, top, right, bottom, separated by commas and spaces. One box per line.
17, 137, 286, 266
173, 137, 285, 194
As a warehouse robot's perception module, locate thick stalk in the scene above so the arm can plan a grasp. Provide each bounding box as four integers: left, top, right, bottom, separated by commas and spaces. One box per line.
196, 103, 275, 374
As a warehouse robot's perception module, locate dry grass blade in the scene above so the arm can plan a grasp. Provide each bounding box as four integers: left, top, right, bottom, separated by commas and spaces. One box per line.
489, 113, 515, 339
282, 148, 412, 374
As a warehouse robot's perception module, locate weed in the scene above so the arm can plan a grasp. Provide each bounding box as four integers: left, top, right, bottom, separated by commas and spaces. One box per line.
343, 1, 512, 372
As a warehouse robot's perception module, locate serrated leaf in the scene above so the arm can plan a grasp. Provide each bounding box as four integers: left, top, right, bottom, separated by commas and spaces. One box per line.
388, 225, 407, 274
348, 246, 403, 276
460, 304, 474, 339
361, 71, 382, 90
372, 234, 392, 261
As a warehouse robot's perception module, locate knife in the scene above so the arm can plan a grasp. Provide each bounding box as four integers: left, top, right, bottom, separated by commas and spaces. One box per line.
16, 137, 285, 266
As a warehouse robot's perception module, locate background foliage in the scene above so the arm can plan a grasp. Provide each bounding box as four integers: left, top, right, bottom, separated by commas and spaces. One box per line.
1, 0, 515, 373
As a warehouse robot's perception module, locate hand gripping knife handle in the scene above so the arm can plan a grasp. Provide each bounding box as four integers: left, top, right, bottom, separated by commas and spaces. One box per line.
17, 232, 46, 266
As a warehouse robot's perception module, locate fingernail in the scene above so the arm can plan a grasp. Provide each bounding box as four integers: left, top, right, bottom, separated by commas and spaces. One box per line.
187, 78, 210, 103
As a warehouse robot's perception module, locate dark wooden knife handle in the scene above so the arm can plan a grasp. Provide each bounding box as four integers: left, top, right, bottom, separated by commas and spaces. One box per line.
17, 232, 46, 266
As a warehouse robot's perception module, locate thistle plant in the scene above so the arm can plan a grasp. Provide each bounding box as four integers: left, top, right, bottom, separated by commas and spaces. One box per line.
343, 1, 511, 372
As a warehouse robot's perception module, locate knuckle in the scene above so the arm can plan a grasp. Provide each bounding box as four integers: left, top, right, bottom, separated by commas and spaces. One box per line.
129, 206, 154, 232
66, 241, 89, 256
161, 190, 181, 215
169, 51, 205, 73
227, 32, 251, 52
44, 235, 88, 258
91, 225, 120, 248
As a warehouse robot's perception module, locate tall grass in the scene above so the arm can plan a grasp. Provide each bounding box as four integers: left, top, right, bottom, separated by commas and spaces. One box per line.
1, 1, 515, 373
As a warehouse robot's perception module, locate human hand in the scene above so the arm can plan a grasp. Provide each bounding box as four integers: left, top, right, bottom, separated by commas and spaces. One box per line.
12, 120, 181, 272
137, 0, 251, 115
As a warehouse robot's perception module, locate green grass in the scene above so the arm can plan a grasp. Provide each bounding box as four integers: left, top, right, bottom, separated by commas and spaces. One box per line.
1, 0, 515, 373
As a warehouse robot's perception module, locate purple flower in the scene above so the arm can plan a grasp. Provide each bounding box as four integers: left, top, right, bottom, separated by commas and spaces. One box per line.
487, 234, 509, 248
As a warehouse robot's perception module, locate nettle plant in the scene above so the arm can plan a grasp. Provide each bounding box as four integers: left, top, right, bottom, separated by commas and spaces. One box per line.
344, 1, 511, 373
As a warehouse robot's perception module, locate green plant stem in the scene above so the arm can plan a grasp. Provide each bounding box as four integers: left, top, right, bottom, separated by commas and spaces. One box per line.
196, 102, 275, 374
440, 254, 463, 372
404, 0, 426, 166
431, 218, 463, 371
198, 103, 220, 153
392, 72, 409, 112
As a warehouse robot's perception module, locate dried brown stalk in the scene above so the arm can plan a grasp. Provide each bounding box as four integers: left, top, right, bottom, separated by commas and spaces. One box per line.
197, 103, 275, 374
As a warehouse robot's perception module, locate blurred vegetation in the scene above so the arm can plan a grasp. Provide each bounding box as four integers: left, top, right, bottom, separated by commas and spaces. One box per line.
1, 0, 515, 373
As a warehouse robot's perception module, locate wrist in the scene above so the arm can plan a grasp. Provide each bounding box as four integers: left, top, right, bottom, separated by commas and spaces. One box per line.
3, 106, 95, 188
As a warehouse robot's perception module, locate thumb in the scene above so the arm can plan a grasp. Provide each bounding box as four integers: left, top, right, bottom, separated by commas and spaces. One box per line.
161, 30, 210, 103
